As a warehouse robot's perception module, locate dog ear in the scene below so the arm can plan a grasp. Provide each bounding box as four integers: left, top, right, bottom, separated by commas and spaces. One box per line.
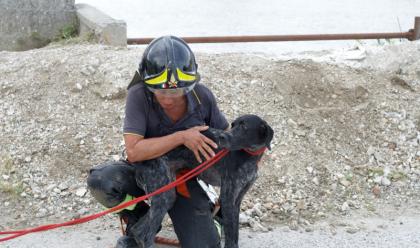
259, 121, 274, 150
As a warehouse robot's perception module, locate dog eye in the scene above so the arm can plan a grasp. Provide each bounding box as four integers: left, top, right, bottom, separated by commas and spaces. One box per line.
239, 121, 247, 130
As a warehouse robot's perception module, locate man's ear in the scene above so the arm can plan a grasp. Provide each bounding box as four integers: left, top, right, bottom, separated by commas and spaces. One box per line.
260, 121, 274, 150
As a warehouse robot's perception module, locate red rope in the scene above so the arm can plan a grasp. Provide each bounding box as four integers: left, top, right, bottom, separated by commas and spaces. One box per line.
242, 147, 266, 156
0, 149, 229, 242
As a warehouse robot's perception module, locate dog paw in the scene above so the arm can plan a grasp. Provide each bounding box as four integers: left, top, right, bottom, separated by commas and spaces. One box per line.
115, 235, 139, 248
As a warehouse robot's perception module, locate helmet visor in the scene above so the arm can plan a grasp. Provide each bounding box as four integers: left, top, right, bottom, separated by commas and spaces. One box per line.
147, 83, 196, 97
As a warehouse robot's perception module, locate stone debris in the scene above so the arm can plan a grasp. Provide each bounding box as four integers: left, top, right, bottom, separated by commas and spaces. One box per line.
75, 188, 88, 197
0, 42, 419, 230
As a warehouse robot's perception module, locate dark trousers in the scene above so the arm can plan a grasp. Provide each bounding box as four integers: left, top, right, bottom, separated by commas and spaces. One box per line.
87, 161, 220, 248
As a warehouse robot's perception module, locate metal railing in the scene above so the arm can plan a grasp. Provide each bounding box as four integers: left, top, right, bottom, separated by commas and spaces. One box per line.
128, 16, 420, 45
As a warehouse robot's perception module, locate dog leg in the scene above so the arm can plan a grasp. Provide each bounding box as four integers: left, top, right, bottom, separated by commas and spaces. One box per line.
221, 168, 258, 248
130, 159, 176, 248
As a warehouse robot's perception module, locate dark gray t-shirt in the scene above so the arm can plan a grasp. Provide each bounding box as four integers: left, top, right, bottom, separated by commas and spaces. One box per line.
123, 83, 229, 138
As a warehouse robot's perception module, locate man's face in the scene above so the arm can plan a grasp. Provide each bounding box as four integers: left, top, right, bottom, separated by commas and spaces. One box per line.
154, 91, 185, 111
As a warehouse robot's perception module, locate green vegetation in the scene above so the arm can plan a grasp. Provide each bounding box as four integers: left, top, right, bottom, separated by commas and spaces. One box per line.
365, 202, 376, 212
389, 170, 407, 182
376, 38, 396, 46
0, 181, 24, 196
345, 173, 354, 181
51, 22, 98, 45
55, 23, 78, 41
0, 155, 23, 197
0, 155, 13, 175
368, 167, 384, 176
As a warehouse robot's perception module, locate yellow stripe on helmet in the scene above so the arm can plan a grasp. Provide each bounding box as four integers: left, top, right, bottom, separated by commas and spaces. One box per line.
145, 69, 168, 85
176, 68, 196, 82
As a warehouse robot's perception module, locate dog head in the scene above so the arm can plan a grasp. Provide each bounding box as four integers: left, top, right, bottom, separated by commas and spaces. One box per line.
218, 114, 273, 151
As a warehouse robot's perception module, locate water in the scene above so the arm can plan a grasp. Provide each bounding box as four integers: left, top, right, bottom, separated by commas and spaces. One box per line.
75, 0, 420, 55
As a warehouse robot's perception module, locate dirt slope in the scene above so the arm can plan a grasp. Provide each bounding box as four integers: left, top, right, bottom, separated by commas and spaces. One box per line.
0, 42, 419, 237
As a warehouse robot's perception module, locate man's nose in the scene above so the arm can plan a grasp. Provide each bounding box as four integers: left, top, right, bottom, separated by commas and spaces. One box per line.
160, 96, 174, 104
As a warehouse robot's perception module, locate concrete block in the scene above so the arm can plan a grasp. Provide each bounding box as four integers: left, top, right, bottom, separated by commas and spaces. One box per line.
76, 4, 127, 47
0, 0, 77, 51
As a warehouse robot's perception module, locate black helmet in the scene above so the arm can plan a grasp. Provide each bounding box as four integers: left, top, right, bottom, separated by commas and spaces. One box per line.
128, 36, 200, 95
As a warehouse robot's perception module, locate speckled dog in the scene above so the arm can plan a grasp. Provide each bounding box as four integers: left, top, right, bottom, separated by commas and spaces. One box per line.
130, 114, 273, 248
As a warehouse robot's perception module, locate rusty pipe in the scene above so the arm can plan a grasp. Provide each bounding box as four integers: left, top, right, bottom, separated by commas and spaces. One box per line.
128, 32, 413, 45
412, 16, 420, 41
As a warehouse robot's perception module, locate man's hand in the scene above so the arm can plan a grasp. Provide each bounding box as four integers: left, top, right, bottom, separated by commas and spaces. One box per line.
180, 126, 218, 163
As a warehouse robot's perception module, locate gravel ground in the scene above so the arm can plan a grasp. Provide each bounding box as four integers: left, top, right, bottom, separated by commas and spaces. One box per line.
1, 40, 419, 247
4, 208, 420, 248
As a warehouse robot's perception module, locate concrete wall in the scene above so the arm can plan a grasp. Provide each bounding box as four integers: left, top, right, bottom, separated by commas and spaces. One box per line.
0, 0, 77, 51
76, 4, 127, 47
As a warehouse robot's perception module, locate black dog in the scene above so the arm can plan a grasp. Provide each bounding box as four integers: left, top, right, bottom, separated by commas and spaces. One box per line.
128, 114, 273, 248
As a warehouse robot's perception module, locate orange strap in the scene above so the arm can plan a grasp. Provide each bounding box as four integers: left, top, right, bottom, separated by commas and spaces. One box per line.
176, 169, 191, 198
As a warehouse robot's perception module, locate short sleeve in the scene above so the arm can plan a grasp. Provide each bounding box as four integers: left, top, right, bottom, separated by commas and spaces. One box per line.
206, 89, 229, 130
123, 85, 148, 136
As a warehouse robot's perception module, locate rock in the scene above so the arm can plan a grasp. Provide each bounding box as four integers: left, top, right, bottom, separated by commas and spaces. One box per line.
377, 224, 388, 229
391, 76, 414, 92
46, 184, 57, 191
249, 219, 269, 232
288, 220, 299, 231
75, 188, 87, 197
272, 208, 282, 214
75, 83, 83, 91
263, 202, 273, 210
312, 177, 320, 185
317, 212, 326, 218
36, 208, 48, 218
306, 166, 314, 174
77, 208, 89, 215
381, 177, 391, 186
297, 200, 306, 210
373, 176, 383, 184
345, 226, 360, 234
294, 129, 306, 137
341, 202, 350, 212
354, 86, 369, 99
253, 207, 264, 217
372, 185, 381, 197
58, 183, 69, 191
339, 179, 351, 187
239, 213, 250, 225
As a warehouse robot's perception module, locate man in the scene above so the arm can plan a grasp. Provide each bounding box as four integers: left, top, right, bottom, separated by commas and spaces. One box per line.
87, 36, 228, 248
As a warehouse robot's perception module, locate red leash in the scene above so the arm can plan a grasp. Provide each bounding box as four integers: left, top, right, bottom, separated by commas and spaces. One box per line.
0, 149, 229, 242
242, 147, 267, 156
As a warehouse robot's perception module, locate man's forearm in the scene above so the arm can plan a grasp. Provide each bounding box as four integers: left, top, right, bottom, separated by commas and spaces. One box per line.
127, 132, 184, 163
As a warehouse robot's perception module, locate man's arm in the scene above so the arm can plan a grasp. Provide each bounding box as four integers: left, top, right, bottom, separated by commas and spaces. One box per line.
124, 126, 218, 163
